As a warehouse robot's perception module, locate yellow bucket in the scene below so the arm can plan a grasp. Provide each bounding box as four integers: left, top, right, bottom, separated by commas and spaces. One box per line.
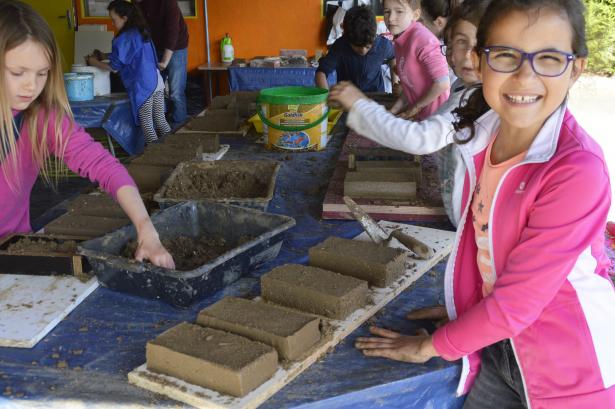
257, 86, 329, 151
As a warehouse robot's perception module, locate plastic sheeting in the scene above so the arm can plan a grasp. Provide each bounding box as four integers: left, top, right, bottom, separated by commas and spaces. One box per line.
228, 67, 337, 91
0, 118, 463, 408
71, 94, 144, 156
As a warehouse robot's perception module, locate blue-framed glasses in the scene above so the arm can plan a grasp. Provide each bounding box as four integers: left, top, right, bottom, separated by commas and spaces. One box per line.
482, 46, 576, 77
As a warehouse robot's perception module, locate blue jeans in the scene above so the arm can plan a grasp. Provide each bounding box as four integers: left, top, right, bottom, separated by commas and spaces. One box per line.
159, 47, 188, 126
463, 340, 528, 409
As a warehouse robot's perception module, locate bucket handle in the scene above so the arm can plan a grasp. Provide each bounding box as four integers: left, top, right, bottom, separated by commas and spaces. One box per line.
256, 104, 329, 132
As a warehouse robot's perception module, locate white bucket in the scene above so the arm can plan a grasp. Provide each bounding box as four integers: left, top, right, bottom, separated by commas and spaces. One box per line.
72, 64, 110, 96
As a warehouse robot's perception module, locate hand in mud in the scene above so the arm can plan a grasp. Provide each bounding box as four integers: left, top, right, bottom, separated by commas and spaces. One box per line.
355, 326, 438, 363
328, 81, 367, 111
134, 234, 175, 270
406, 305, 449, 328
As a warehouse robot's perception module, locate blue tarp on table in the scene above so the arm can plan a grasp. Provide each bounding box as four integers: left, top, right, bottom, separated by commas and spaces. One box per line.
70, 94, 145, 156
228, 67, 337, 91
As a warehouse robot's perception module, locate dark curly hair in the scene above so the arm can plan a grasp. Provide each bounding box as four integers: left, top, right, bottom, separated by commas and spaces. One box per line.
422, 0, 459, 21
343, 5, 377, 47
108, 0, 151, 42
452, 0, 588, 144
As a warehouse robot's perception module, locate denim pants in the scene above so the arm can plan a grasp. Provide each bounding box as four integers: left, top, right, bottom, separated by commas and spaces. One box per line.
463, 340, 529, 409
159, 47, 188, 126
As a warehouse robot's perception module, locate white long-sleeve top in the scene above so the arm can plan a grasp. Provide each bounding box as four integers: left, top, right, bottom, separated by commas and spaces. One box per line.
346, 79, 470, 226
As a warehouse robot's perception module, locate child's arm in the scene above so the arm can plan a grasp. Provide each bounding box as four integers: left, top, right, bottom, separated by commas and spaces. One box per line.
328, 82, 455, 155
315, 71, 329, 89
86, 56, 116, 73
390, 93, 407, 115
315, 42, 340, 89
45, 114, 174, 268
401, 78, 450, 119
115, 185, 174, 268
388, 58, 399, 88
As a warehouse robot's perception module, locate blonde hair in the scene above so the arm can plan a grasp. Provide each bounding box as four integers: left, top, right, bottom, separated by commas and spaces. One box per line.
0, 0, 73, 190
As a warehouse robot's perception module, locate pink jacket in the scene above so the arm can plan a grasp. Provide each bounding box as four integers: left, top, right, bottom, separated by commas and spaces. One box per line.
0, 110, 136, 238
432, 104, 615, 408
393, 22, 450, 120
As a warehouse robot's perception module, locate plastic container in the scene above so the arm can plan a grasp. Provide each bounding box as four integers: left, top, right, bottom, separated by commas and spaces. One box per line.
221, 33, 234, 64
64, 72, 94, 101
257, 86, 329, 151
78, 201, 296, 307
72, 63, 110, 96
153, 160, 280, 211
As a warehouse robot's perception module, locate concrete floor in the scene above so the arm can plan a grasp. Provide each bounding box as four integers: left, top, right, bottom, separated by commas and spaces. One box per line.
568, 74, 615, 221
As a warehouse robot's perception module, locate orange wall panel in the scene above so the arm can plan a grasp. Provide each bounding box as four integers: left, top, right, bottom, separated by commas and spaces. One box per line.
206, 0, 327, 63
75, 1, 328, 72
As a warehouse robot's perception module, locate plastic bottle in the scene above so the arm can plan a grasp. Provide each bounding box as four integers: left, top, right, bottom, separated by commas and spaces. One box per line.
221, 33, 234, 64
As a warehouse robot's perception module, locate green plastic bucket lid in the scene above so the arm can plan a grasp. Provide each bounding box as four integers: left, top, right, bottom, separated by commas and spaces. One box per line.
257, 86, 328, 105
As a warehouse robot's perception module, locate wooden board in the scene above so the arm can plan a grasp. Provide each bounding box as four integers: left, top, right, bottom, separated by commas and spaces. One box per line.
128, 223, 455, 409
323, 162, 447, 221
0, 275, 98, 348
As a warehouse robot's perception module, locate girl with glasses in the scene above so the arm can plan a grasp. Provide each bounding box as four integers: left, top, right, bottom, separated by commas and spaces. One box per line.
354, 0, 615, 407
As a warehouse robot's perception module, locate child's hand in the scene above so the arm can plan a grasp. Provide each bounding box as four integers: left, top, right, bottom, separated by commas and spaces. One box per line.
86, 55, 98, 66
397, 106, 421, 120
328, 81, 367, 111
355, 326, 438, 363
134, 229, 175, 270
406, 305, 449, 328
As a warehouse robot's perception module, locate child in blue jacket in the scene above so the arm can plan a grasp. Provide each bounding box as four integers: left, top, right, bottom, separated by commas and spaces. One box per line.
88, 0, 170, 144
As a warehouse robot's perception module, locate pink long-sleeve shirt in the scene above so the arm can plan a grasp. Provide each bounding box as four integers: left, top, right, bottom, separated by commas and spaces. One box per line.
0, 110, 136, 238
394, 22, 450, 120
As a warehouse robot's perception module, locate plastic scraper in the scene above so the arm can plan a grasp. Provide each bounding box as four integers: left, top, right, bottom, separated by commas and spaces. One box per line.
343, 196, 435, 260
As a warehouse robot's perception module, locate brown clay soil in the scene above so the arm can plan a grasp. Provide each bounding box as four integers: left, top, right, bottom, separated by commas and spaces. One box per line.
165, 167, 268, 199
123, 235, 254, 271
6, 237, 79, 254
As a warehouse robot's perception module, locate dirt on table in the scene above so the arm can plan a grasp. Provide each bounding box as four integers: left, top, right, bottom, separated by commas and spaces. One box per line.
123, 235, 254, 271
165, 167, 269, 199
5, 237, 79, 255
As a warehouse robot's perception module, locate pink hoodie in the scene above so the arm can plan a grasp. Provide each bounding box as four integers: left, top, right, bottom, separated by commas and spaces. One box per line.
393, 22, 450, 120
432, 104, 615, 408
0, 110, 136, 238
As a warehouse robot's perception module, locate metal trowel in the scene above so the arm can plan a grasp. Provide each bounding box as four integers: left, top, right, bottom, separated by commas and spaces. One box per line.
343, 196, 435, 260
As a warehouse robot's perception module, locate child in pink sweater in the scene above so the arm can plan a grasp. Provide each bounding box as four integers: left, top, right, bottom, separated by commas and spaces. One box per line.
384, 0, 450, 120
0, 0, 174, 269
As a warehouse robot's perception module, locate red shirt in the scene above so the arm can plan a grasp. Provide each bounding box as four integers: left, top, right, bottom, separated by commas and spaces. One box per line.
136, 0, 189, 51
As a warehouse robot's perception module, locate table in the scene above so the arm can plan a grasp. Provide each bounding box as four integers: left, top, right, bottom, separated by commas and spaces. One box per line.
197, 63, 337, 106
0, 118, 464, 408
70, 93, 144, 156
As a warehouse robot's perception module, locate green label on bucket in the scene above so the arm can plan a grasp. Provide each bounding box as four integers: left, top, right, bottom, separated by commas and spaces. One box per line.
288, 104, 299, 112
